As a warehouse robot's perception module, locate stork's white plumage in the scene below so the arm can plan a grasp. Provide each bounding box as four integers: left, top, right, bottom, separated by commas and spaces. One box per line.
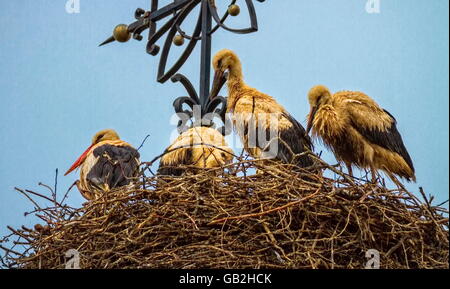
307, 85, 415, 182
210, 49, 314, 168
64, 129, 140, 200
158, 126, 234, 176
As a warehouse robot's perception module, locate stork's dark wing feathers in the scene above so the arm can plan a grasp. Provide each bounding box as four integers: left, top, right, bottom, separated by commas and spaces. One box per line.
351, 109, 414, 173
87, 144, 140, 189
274, 112, 314, 167
234, 96, 314, 168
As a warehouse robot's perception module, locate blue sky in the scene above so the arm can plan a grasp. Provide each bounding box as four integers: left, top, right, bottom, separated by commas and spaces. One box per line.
0, 0, 448, 241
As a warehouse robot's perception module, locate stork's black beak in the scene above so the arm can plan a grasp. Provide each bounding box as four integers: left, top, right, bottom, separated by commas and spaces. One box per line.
210, 70, 227, 100
306, 106, 318, 134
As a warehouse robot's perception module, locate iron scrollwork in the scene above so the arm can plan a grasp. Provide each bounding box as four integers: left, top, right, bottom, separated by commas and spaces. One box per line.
100, 0, 265, 134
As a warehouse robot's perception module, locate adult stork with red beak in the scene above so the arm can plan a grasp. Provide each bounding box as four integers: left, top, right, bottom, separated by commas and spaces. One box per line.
64, 129, 141, 200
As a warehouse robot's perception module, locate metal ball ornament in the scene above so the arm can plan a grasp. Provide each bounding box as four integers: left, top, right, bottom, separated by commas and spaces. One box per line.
173, 34, 185, 46
113, 24, 131, 43
228, 4, 240, 16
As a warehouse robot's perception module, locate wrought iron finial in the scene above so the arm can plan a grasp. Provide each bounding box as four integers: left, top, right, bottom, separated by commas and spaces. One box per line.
100, 0, 265, 134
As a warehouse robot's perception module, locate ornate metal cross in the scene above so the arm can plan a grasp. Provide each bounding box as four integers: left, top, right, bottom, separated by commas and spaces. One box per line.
100, 0, 265, 133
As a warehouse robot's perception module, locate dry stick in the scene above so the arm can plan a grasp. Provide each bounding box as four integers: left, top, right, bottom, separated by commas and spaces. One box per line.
307, 152, 362, 188
61, 181, 77, 205
2, 151, 448, 269
0, 245, 25, 257
14, 188, 54, 220
54, 169, 58, 200
142, 142, 240, 172
24, 189, 57, 205
24, 188, 73, 216
38, 182, 54, 195
385, 171, 421, 207
14, 188, 41, 209
417, 187, 449, 239
153, 155, 262, 178
6, 226, 32, 244
261, 221, 291, 262
434, 198, 449, 208
209, 188, 322, 225
162, 143, 239, 164
137, 134, 151, 151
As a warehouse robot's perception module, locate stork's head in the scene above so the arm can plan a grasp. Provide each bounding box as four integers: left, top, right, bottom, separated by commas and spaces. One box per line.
91, 129, 120, 145
306, 85, 332, 134
212, 49, 241, 73
210, 49, 242, 100
65, 129, 121, 176
205, 146, 235, 168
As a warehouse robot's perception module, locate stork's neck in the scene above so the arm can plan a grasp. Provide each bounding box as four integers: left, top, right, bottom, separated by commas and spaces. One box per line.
227, 74, 244, 90
226, 62, 244, 92
229, 60, 243, 80
225, 75, 243, 111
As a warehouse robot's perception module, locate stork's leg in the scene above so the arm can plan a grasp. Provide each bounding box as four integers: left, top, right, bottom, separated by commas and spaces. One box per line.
371, 167, 377, 184
345, 162, 353, 178
386, 171, 407, 191
75, 180, 82, 193
255, 159, 268, 175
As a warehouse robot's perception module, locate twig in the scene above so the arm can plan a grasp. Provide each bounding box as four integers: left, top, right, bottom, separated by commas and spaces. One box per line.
209, 188, 322, 225
137, 134, 151, 151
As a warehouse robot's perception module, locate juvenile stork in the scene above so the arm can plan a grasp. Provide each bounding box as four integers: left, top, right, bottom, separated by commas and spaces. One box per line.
64, 129, 140, 200
158, 126, 234, 176
210, 49, 314, 168
306, 85, 415, 182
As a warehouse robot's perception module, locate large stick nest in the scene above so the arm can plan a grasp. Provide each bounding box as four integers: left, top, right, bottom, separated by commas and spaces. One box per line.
1, 157, 448, 269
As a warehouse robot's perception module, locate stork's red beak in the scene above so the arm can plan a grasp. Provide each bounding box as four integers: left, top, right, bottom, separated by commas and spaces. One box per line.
210, 70, 227, 100
306, 106, 318, 134
64, 144, 95, 176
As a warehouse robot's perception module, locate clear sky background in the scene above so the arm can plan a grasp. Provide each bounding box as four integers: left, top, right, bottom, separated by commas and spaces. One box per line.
0, 0, 448, 242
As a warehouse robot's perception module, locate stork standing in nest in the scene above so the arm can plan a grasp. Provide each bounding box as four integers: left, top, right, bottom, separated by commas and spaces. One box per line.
306, 85, 415, 183
64, 129, 140, 200
210, 49, 314, 169
158, 126, 234, 176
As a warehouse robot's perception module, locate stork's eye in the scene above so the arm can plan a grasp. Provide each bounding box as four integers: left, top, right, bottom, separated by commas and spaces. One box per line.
96, 134, 104, 142
221, 152, 230, 160
317, 95, 323, 105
